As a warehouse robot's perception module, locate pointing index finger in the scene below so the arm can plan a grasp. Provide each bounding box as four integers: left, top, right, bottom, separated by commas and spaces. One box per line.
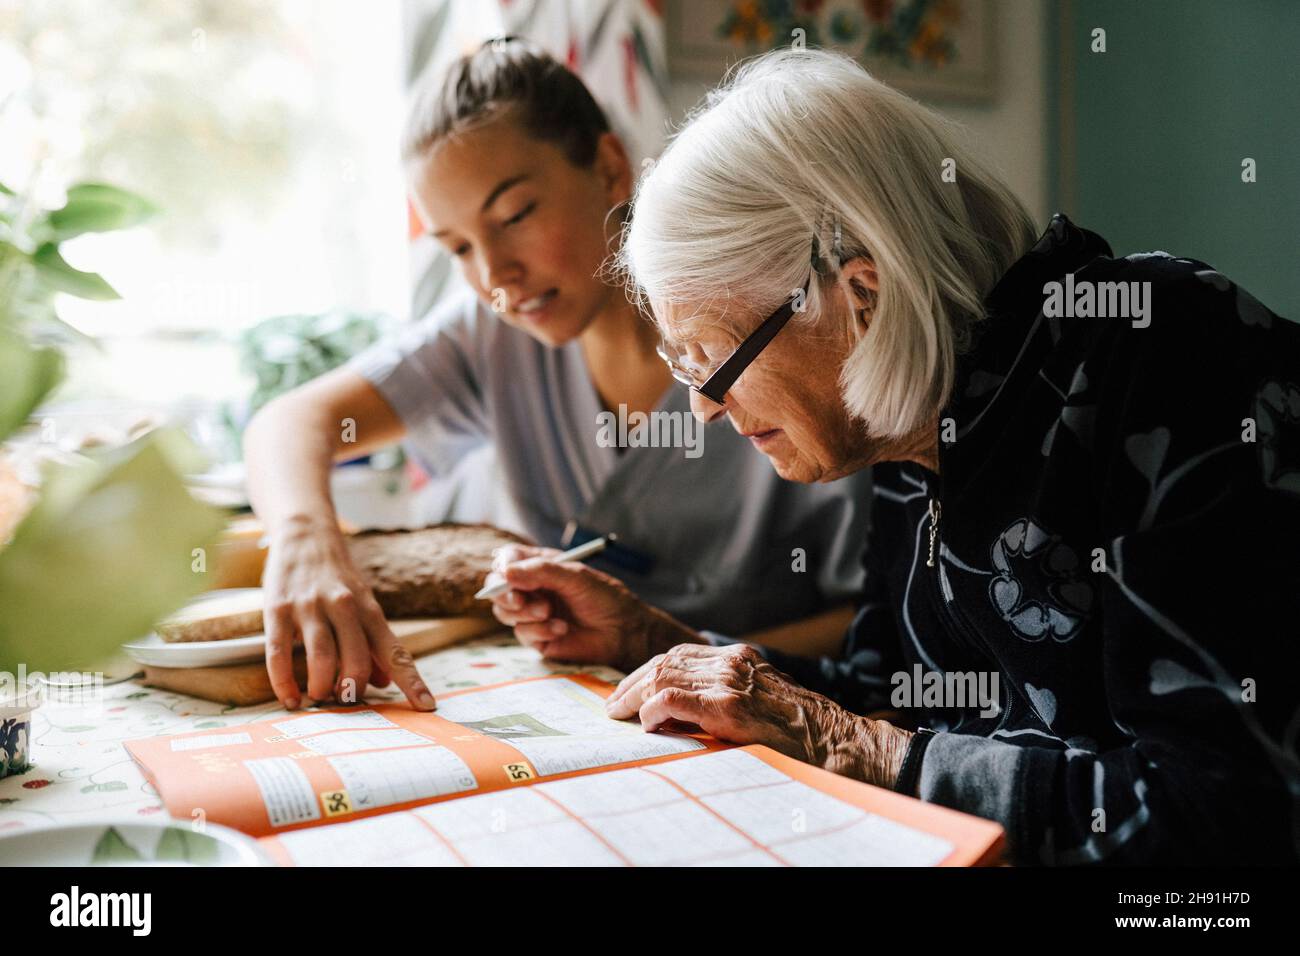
361, 605, 437, 711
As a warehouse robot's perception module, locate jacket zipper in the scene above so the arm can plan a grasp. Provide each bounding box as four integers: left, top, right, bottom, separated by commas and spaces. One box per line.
926, 498, 942, 567
924, 483, 993, 664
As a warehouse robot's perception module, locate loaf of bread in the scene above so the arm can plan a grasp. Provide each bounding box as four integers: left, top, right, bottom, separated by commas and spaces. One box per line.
157, 589, 266, 643
157, 522, 529, 641
349, 522, 530, 618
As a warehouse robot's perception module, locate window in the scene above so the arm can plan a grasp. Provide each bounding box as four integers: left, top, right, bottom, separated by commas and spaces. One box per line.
0, 0, 411, 425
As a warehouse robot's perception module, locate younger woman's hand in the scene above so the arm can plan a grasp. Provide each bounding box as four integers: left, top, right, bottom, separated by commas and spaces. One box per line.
260, 517, 437, 712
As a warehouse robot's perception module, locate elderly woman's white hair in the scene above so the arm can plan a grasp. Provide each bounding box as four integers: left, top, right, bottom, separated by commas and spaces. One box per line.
619, 48, 1037, 439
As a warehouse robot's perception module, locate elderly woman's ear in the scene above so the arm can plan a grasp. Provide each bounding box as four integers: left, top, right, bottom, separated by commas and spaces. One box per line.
837, 256, 879, 333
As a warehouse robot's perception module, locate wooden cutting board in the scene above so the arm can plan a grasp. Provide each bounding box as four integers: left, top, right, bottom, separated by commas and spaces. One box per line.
141, 616, 503, 706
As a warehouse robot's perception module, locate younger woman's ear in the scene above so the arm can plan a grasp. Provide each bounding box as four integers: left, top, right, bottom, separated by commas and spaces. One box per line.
594, 132, 633, 207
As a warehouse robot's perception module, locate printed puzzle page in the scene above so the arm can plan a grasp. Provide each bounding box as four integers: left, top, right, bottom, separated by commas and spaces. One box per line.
128, 673, 1003, 864
126, 675, 720, 837
259, 746, 1005, 867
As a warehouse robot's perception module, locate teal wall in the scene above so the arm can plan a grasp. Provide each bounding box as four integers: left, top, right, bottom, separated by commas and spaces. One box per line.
1053, 0, 1299, 316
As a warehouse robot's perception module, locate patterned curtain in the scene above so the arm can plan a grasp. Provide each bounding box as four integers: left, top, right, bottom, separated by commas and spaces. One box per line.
496, 0, 669, 166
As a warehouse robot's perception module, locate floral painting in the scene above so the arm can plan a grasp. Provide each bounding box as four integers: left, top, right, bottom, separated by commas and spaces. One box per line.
669, 0, 996, 103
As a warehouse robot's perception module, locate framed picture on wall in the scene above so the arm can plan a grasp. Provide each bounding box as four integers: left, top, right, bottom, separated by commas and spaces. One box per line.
667, 0, 997, 104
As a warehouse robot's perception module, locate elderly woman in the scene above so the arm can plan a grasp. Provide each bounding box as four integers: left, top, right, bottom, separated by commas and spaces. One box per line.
485, 49, 1300, 865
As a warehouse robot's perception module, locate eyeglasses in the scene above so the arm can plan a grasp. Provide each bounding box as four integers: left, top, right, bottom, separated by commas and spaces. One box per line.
656, 276, 810, 405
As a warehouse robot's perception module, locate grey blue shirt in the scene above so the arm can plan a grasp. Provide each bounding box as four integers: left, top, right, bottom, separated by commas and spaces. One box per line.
348, 290, 870, 634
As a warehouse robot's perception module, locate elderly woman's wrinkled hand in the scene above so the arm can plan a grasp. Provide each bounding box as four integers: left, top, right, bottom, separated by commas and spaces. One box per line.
604, 643, 913, 787
486, 544, 704, 672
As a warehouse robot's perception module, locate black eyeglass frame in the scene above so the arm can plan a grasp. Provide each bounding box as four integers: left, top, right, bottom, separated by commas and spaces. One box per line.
657, 276, 811, 405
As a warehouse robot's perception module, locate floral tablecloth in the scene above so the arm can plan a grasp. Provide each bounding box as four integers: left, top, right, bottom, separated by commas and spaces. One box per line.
0, 633, 620, 834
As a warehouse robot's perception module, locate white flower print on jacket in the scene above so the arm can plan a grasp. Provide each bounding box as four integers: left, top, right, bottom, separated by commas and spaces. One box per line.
989, 518, 1094, 642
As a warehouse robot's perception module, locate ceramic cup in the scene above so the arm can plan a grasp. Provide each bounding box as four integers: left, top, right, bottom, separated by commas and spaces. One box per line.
0, 682, 42, 778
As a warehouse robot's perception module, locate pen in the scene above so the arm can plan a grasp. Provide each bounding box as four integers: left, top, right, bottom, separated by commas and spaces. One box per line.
474, 533, 617, 600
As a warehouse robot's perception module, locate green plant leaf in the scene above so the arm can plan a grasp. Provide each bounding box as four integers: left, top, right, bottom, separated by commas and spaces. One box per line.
30, 243, 120, 300
155, 826, 219, 864
91, 827, 142, 864
0, 241, 31, 308
0, 430, 226, 673
35, 183, 159, 241
0, 238, 28, 262
0, 328, 65, 442
28, 308, 103, 351
0, 181, 15, 196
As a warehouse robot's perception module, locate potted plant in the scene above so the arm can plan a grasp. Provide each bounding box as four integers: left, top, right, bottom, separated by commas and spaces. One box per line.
0, 176, 224, 750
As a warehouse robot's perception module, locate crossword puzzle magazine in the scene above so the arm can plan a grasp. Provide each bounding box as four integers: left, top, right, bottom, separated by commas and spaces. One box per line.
126, 674, 1004, 866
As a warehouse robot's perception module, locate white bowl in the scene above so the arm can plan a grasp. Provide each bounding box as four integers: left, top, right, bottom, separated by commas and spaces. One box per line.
0, 818, 270, 866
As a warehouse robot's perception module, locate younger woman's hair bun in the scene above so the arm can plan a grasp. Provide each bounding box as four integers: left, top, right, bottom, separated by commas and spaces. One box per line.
403, 35, 611, 168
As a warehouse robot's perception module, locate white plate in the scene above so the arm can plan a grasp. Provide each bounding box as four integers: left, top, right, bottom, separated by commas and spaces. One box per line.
122, 588, 266, 668
0, 818, 270, 866
122, 631, 269, 668
123, 606, 444, 669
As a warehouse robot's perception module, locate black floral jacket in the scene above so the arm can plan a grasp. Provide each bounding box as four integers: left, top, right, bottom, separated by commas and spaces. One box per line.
761, 214, 1300, 865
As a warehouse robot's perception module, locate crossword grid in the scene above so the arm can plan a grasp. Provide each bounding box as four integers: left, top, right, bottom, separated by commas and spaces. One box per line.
284, 751, 953, 867
328, 746, 479, 810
